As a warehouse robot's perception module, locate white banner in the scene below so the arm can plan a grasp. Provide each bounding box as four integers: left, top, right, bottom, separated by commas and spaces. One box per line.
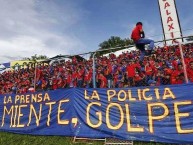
158, 0, 183, 44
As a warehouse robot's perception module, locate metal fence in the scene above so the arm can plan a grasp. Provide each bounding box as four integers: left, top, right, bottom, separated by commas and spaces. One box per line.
0, 36, 193, 94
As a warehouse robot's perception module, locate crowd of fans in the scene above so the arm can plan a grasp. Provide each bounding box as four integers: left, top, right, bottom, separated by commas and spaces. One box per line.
0, 43, 193, 95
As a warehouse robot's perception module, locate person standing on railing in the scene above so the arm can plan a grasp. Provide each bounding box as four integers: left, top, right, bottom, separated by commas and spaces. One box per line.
131, 22, 155, 62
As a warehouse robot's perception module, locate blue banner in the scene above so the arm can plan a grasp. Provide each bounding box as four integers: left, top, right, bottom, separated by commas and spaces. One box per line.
1, 84, 193, 144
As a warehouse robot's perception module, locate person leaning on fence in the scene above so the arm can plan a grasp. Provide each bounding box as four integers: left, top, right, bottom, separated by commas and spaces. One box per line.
131, 22, 155, 62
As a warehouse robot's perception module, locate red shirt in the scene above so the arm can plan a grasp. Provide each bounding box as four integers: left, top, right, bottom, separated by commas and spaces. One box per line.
77, 69, 84, 80
99, 74, 107, 88
127, 64, 137, 77
172, 69, 183, 77
187, 68, 193, 82
172, 78, 183, 85
36, 68, 42, 80
145, 65, 153, 76
67, 75, 72, 84
163, 46, 169, 51
171, 69, 183, 84
134, 73, 143, 81
84, 70, 92, 82
24, 79, 30, 86
52, 79, 58, 90
20, 87, 28, 94
41, 79, 47, 89
185, 58, 191, 65
172, 60, 179, 70
131, 24, 142, 42
72, 72, 77, 87
57, 78, 63, 88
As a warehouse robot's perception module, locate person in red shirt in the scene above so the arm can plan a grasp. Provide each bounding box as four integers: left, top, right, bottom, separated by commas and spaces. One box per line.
169, 63, 182, 85
126, 60, 137, 87
172, 74, 184, 85
184, 53, 191, 65
66, 71, 72, 88
131, 22, 155, 61
77, 65, 85, 87
72, 69, 78, 87
145, 62, 154, 81
41, 77, 48, 90
187, 61, 193, 82
103, 61, 113, 88
57, 76, 66, 88
97, 72, 107, 88
36, 66, 42, 81
134, 69, 145, 87
84, 67, 92, 88
52, 76, 58, 90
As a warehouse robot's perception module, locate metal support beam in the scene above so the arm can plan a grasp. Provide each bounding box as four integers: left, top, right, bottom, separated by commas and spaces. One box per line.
92, 52, 97, 88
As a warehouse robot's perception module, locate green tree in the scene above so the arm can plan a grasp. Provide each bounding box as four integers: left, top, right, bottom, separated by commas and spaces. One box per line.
23, 54, 48, 61
99, 36, 125, 49
95, 36, 133, 57
186, 36, 193, 41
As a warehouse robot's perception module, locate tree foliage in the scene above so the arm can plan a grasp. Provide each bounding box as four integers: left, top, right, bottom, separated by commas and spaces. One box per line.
99, 36, 133, 49
186, 36, 193, 42
94, 36, 134, 57
23, 54, 48, 61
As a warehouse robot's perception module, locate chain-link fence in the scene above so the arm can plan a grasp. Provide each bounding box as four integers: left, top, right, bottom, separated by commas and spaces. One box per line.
0, 39, 193, 94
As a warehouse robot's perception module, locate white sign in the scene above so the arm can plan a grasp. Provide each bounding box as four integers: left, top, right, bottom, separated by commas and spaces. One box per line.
158, 0, 183, 44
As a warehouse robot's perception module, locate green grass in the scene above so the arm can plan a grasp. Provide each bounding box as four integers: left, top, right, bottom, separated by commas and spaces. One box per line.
0, 132, 169, 145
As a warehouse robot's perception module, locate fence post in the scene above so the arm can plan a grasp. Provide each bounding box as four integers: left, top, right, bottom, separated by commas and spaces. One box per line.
178, 42, 188, 83
92, 52, 97, 88
34, 63, 37, 92
173, 40, 188, 83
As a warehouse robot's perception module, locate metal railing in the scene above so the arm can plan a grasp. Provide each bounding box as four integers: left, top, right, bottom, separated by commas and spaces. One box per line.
0, 35, 193, 94
91, 36, 192, 88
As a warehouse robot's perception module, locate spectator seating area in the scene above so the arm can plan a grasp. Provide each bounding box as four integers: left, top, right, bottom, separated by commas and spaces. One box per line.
0, 43, 193, 95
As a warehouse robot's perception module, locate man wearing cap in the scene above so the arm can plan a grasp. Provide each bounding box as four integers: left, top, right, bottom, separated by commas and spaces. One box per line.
131, 22, 155, 62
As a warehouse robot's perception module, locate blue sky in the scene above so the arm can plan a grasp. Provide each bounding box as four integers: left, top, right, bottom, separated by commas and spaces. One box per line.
0, 0, 193, 63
